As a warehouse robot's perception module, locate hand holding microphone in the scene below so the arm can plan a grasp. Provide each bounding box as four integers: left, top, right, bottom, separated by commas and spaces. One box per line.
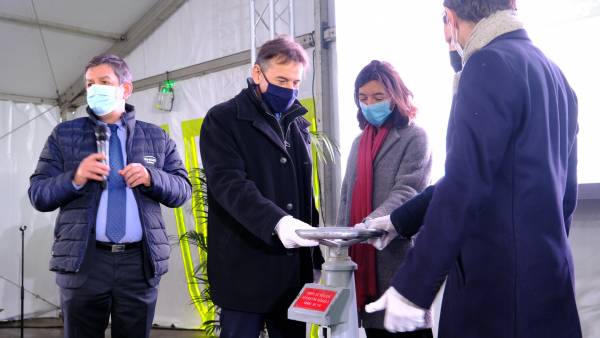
73, 153, 109, 186
72, 126, 110, 187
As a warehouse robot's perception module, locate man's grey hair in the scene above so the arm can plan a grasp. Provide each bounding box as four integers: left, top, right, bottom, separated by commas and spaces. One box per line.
255, 36, 309, 72
85, 54, 132, 84
444, 0, 514, 22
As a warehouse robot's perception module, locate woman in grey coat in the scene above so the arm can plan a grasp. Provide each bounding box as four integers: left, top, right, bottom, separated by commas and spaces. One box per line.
337, 60, 432, 338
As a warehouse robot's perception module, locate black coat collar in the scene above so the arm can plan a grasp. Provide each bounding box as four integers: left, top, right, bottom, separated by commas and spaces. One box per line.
235, 80, 310, 153
237, 79, 309, 126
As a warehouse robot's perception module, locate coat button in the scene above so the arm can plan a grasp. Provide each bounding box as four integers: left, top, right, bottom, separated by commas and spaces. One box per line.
280, 157, 287, 164
286, 203, 293, 210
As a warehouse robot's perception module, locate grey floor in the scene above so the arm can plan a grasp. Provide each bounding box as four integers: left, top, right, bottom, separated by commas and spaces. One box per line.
0, 318, 210, 338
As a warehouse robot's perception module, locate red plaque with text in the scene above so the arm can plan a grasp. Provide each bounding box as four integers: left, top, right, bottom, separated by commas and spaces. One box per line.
293, 287, 337, 312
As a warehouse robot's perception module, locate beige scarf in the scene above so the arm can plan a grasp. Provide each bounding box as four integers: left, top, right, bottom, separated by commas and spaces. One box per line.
453, 10, 524, 93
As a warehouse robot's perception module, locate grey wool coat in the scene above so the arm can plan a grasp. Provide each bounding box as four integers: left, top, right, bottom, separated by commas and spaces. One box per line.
337, 122, 432, 329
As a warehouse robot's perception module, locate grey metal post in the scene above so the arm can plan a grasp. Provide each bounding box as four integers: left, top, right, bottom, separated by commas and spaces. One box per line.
313, 0, 340, 226
250, 0, 257, 65
269, 0, 275, 39
289, 0, 295, 38
322, 247, 359, 338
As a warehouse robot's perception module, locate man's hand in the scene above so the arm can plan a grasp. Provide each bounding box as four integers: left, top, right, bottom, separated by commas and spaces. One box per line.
365, 287, 432, 332
275, 216, 319, 248
363, 215, 398, 250
73, 153, 109, 186
120, 163, 151, 188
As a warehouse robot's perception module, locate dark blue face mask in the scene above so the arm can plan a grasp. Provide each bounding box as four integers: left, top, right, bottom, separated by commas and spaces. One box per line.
450, 50, 463, 73
260, 72, 299, 114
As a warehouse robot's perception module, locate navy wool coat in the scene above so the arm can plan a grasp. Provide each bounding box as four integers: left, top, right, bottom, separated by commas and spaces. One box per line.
392, 30, 581, 338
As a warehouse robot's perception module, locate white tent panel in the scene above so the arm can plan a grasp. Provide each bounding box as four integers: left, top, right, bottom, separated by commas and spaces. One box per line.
33, 30, 115, 95
30, 0, 159, 35
0, 101, 60, 321
127, 0, 314, 82
0, 0, 160, 100
0, 20, 59, 99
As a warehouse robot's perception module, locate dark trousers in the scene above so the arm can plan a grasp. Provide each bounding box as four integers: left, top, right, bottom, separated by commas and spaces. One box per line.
365, 328, 434, 338
220, 307, 306, 338
59, 246, 158, 338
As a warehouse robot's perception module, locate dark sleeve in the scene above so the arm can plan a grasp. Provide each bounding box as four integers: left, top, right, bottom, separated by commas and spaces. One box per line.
391, 50, 519, 308
141, 131, 192, 208
28, 127, 84, 212
390, 185, 435, 238
199, 107, 287, 245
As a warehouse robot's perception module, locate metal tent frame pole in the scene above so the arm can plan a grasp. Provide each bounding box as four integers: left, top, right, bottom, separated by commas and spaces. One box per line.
249, 0, 295, 65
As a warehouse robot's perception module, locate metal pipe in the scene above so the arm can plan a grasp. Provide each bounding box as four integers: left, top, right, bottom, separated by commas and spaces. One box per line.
250, 0, 257, 65
289, 0, 294, 38
269, 0, 275, 38
19, 226, 27, 338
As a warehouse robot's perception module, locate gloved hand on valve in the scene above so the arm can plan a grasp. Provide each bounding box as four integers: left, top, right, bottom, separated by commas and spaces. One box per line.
353, 215, 398, 250
275, 215, 319, 248
365, 286, 433, 333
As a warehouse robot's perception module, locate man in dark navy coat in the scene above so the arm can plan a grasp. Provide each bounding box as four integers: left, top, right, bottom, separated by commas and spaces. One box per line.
199, 37, 321, 338
363, 1, 581, 338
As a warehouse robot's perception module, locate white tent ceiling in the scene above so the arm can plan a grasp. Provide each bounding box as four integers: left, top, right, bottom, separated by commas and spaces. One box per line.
0, 0, 184, 105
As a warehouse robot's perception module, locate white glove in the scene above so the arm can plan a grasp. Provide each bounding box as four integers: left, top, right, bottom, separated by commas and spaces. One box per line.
365, 287, 432, 332
364, 215, 398, 250
275, 216, 319, 248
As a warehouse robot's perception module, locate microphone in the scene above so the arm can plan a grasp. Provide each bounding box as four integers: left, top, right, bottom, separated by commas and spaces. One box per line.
94, 125, 108, 189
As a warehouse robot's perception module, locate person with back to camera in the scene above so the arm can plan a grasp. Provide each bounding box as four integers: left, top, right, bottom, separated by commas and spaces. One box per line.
362, 1, 581, 337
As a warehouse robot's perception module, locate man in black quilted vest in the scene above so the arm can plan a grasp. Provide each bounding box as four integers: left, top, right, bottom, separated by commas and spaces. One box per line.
29, 54, 191, 338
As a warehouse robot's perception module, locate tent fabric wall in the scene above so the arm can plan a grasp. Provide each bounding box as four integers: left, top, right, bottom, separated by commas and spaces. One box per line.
0, 101, 60, 321
126, 0, 315, 82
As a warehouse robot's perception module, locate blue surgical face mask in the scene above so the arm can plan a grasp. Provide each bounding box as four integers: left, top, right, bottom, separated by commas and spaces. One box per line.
260, 71, 298, 114
360, 100, 393, 127
87, 84, 125, 116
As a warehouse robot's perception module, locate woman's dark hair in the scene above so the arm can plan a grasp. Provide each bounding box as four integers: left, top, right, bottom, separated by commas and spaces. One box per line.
354, 60, 417, 129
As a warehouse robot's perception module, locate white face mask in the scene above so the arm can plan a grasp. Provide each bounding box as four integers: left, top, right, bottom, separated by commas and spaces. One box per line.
448, 16, 464, 58
86, 84, 125, 116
